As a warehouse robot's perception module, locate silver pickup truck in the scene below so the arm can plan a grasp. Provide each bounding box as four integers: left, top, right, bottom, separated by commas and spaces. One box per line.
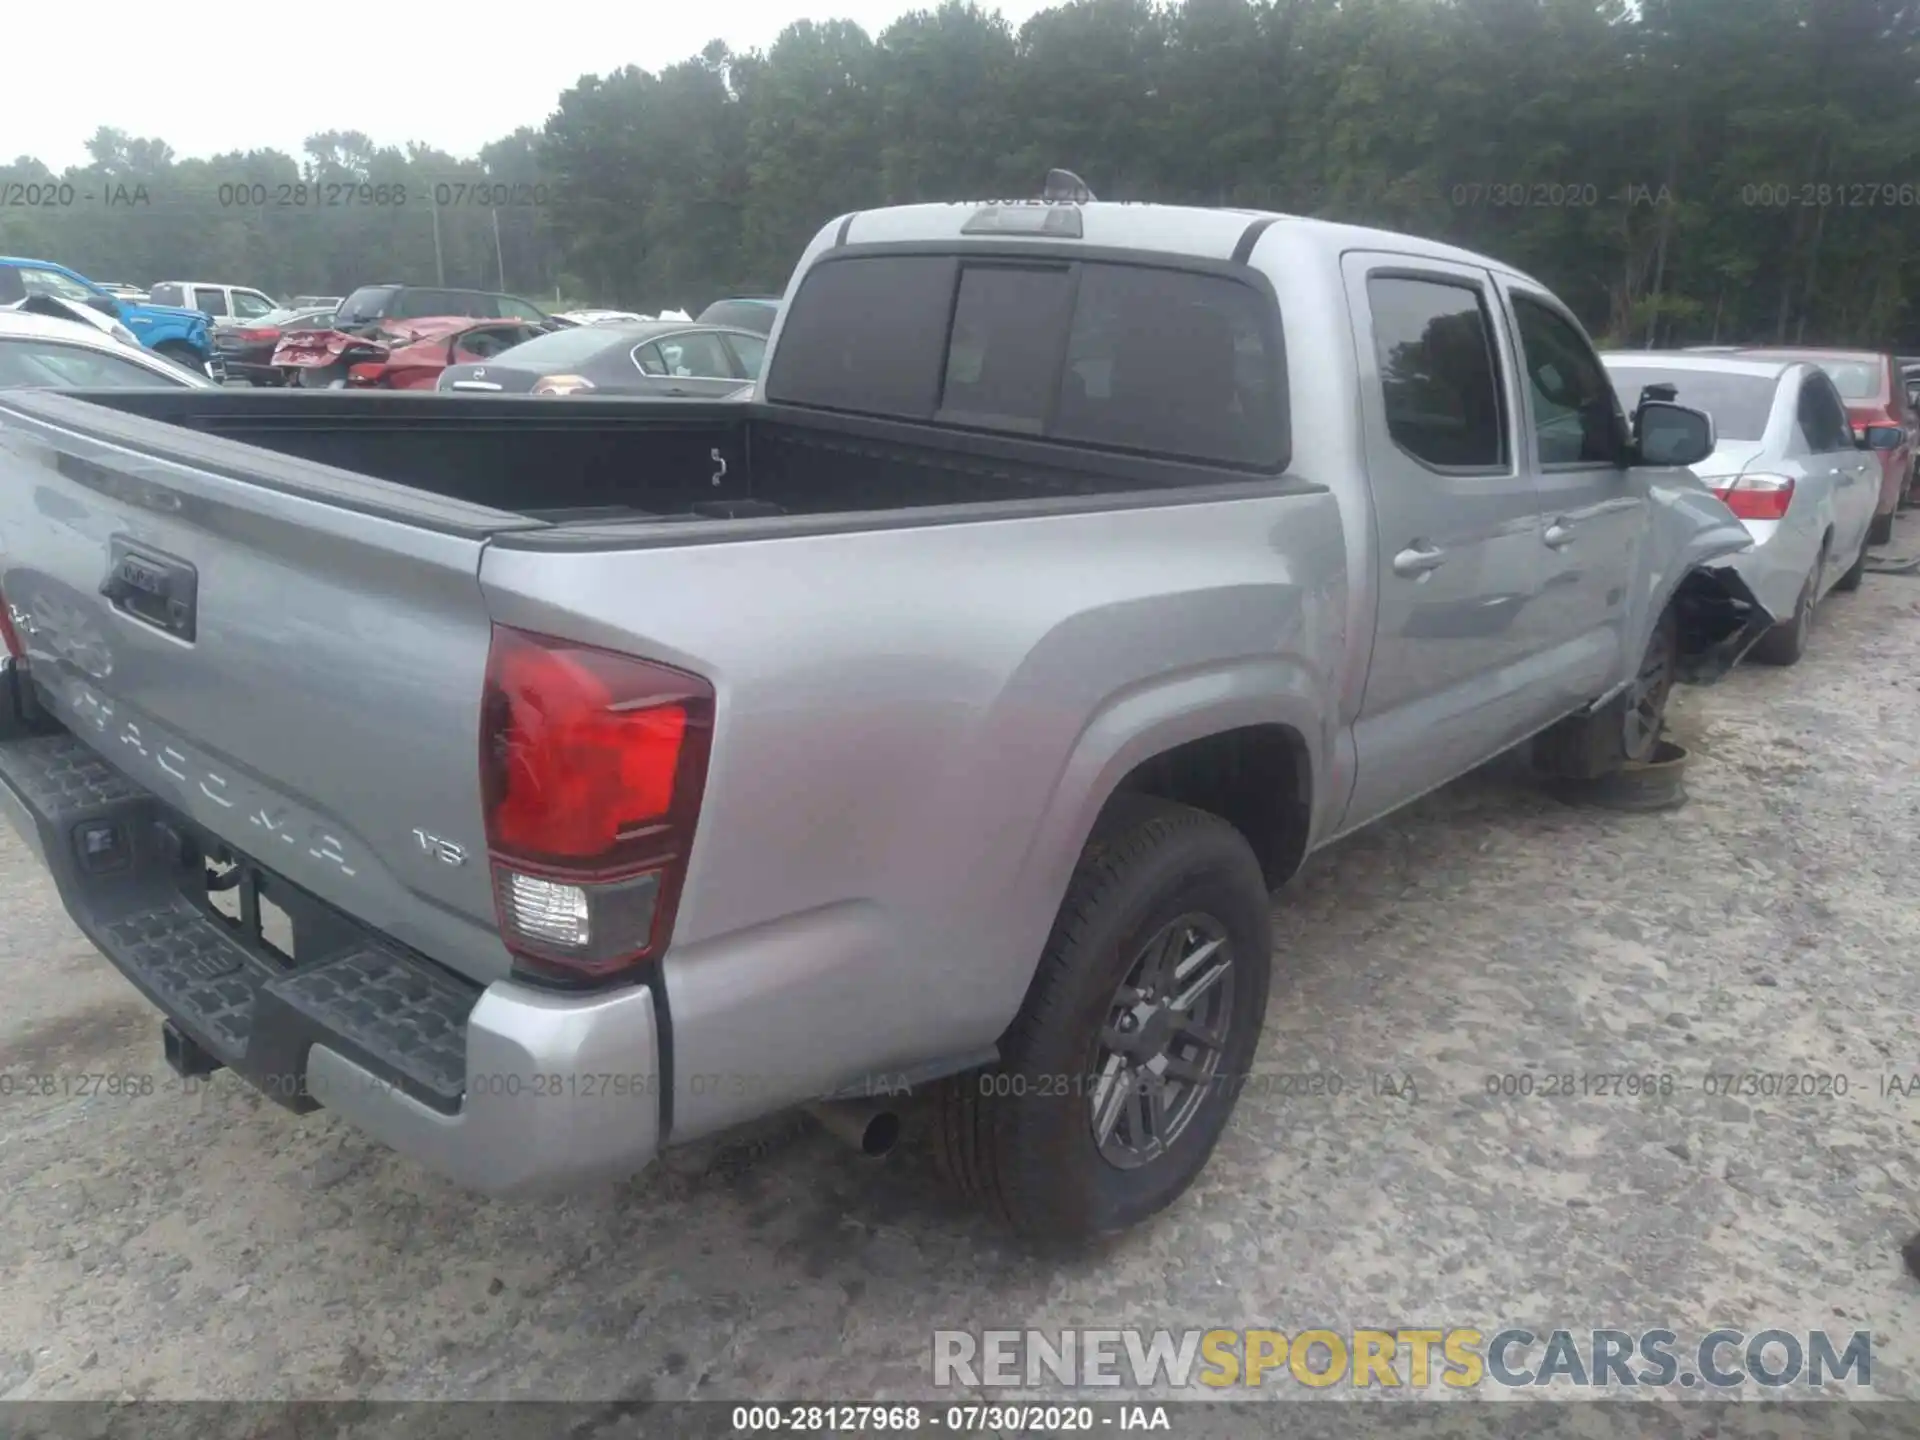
0, 196, 1770, 1239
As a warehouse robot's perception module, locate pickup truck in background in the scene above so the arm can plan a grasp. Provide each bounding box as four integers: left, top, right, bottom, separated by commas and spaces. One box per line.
0, 193, 1770, 1239
0, 257, 219, 375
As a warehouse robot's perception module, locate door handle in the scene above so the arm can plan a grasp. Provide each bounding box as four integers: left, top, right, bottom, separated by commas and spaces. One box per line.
1543, 521, 1576, 548
1391, 543, 1447, 578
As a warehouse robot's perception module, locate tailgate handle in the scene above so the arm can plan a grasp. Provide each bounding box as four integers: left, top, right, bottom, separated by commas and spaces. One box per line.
101, 538, 198, 642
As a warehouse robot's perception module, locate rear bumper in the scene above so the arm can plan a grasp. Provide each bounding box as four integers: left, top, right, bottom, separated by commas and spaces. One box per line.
0, 721, 663, 1198
1875, 454, 1905, 516
1717, 517, 1817, 623
215, 358, 280, 384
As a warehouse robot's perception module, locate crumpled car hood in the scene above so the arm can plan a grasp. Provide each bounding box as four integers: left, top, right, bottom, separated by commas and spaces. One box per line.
1644, 468, 1774, 683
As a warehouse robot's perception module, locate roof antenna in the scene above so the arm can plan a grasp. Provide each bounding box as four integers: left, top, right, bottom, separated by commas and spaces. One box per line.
1042, 168, 1095, 204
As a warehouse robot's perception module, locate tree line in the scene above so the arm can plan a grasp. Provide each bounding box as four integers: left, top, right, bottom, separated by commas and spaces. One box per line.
2, 0, 1917, 347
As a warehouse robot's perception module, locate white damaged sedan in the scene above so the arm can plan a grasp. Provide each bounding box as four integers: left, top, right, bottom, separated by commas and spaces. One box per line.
1603, 351, 1880, 666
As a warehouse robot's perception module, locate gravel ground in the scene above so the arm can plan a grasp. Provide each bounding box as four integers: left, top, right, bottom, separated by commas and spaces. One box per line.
3, 531, 1920, 1409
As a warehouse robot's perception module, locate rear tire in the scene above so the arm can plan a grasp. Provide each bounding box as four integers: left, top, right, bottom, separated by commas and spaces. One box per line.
1833, 534, 1869, 593
1750, 548, 1823, 667
1533, 607, 1679, 780
1869, 511, 1895, 546
933, 795, 1272, 1241
155, 342, 206, 375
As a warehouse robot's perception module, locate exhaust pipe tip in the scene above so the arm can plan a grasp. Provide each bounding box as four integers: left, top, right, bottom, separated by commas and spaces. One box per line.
806, 1099, 903, 1158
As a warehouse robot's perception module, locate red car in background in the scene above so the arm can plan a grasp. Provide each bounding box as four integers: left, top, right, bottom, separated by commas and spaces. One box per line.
1735, 347, 1918, 544
272, 317, 549, 389
212, 304, 338, 385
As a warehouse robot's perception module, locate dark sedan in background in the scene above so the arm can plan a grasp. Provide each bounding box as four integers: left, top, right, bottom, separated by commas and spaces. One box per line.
213, 305, 339, 384
435, 320, 765, 397
695, 296, 781, 335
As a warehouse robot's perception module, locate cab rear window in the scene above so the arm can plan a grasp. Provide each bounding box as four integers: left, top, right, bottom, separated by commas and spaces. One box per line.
764, 252, 1286, 470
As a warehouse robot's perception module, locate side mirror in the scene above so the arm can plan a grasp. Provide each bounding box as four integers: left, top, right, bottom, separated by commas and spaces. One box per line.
1634, 400, 1715, 468
86, 294, 121, 317
1863, 424, 1906, 451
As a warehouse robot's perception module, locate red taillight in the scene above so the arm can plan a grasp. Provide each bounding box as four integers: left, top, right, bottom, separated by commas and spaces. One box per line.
347, 362, 387, 385
479, 624, 714, 981
231, 327, 278, 343
1712, 473, 1794, 522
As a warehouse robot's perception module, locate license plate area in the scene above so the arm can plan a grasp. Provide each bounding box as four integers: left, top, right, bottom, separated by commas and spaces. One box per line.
177, 824, 360, 974
204, 856, 294, 964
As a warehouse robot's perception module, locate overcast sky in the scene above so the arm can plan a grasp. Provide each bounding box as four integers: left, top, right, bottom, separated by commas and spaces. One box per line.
10, 0, 1061, 171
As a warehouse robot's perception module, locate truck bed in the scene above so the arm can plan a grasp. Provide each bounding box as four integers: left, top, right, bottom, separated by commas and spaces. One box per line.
34, 389, 1238, 531
0, 382, 1317, 1002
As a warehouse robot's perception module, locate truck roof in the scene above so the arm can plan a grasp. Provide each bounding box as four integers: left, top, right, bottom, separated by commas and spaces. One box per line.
831, 202, 1551, 290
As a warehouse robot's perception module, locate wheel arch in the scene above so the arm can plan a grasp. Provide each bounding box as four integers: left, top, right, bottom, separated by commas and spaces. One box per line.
1020, 661, 1329, 932
1107, 724, 1313, 891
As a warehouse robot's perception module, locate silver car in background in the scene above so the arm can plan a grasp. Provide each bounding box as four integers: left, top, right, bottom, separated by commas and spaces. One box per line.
1602, 351, 1879, 665
0, 309, 218, 389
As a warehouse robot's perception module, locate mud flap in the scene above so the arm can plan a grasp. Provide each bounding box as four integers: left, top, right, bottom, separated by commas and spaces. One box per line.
0, 657, 58, 742
1673, 563, 1775, 685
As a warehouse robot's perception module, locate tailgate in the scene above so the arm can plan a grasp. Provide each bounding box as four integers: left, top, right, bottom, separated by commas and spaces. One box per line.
0, 389, 544, 984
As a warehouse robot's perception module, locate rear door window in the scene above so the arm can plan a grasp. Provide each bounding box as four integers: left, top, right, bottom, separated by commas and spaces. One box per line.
724, 332, 767, 379
232, 290, 275, 320
765, 253, 1285, 469
192, 287, 229, 317
1364, 275, 1506, 470
654, 332, 734, 377
1797, 374, 1853, 453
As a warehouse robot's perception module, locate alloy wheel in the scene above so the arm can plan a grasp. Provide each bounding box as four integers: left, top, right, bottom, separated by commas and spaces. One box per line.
1087, 913, 1236, 1171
